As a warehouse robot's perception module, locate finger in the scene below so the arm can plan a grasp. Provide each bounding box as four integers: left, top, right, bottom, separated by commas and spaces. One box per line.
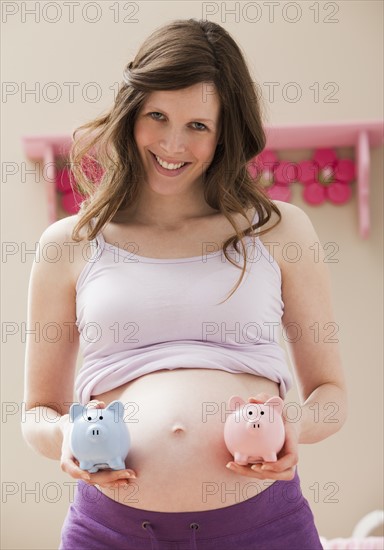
87, 468, 137, 485
248, 393, 272, 404
60, 456, 92, 481
260, 451, 298, 473
88, 478, 133, 489
226, 461, 265, 479
226, 460, 296, 481
86, 400, 106, 409
226, 461, 280, 480
251, 463, 296, 481
226, 461, 292, 481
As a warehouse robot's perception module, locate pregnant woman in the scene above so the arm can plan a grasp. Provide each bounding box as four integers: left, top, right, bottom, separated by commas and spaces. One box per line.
22, 18, 347, 550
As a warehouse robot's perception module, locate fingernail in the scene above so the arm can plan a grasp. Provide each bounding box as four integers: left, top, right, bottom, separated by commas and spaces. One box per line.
226, 463, 233, 469
125, 473, 136, 479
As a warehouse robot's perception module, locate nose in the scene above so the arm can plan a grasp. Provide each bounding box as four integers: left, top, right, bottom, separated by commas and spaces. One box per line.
159, 127, 187, 155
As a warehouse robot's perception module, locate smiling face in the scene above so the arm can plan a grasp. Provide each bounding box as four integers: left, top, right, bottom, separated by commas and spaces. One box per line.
133, 82, 222, 196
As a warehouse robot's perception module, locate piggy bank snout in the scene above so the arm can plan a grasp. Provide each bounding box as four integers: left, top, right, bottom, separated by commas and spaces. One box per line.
240, 406, 279, 430
246, 420, 262, 430
85, 423, 107, 442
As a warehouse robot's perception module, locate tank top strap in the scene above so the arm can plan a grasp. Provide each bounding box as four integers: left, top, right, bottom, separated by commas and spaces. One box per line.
251, 206, 259, 227
89, 217, 106, 253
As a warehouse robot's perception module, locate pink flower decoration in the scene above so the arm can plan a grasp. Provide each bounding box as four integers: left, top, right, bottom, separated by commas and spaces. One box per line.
247, 150, 295, 202
298, 148, 355, 205
82, 155, 104, 185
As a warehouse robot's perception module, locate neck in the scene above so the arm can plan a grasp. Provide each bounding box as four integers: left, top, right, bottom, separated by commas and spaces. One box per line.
116, 186, 219, 229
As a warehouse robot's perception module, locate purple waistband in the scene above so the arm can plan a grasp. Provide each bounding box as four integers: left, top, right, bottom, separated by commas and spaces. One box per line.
73, 467, 305, 541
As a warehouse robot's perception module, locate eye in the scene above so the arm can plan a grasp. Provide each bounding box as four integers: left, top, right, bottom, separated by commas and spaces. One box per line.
149, 111, 164, 120
191, 122, 207, 131
148, 111, 208, 132
247, 410, 253, 416
99, 416, 103, 420
87, 416, 92, 421
261, 411, 264, 415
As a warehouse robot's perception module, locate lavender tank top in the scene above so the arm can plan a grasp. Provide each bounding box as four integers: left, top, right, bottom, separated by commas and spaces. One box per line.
74, 210, 293, 405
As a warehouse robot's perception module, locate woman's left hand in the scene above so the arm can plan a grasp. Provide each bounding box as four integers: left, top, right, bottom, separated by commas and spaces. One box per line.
225, 392, 300, 481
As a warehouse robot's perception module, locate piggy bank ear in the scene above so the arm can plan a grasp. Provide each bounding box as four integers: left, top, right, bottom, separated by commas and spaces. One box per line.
264, 396, 284, 416
228, 395, 245, 410
107, 400, 124, 420
69, 403, 84, 422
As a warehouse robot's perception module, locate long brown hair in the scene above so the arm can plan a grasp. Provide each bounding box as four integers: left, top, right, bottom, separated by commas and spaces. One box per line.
69, 18, 282, 304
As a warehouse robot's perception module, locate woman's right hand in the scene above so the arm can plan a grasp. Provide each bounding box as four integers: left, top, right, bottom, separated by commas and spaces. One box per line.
59, 399, 137, 489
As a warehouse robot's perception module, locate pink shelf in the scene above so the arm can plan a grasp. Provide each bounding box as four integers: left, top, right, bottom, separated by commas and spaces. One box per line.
264, 120, 383, 238
264, 120, 383, 149
22, 120, 383, 237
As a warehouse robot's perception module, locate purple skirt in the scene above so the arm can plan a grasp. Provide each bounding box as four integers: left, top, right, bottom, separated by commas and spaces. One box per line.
59, 467, 323, 550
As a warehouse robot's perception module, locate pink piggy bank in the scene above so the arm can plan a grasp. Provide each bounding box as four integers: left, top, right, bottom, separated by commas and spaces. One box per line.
224, 395, 285, 465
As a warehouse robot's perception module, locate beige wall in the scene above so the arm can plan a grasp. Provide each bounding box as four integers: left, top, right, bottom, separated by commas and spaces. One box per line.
2, 1, 383, 548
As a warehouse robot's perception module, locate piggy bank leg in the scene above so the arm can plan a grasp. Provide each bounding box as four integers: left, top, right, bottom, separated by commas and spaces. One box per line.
249, 457, 263, 464
262, 452, 277, 462
234, 452, 250, 465
80, 461, 99, 473
108, 458, 126, 470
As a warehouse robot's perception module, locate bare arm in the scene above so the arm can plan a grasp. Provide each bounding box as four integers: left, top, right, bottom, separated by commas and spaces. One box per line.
226, 203, 348, 480
21, 217, 137, 487
21, 216, 81, 460
279, 203, 348, 443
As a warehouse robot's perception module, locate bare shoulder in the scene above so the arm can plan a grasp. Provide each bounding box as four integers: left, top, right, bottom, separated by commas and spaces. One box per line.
260, 200, 316, 242
38, 214, 88, 244
268, 200, 311, 236
260, 200, 321, 276
37, 214, 92, 287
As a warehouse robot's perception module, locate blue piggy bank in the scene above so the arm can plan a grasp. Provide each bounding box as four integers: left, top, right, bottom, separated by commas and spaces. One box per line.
69, 400, 131, 473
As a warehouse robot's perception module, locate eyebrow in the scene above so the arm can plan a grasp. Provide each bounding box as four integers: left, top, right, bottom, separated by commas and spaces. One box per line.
145, 105, 216, 125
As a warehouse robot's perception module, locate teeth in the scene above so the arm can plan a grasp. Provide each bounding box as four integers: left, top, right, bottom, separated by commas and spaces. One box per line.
155, 154, 186, 170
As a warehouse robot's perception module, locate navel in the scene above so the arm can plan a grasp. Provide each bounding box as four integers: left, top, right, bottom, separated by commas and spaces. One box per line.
171, 424, 186, 434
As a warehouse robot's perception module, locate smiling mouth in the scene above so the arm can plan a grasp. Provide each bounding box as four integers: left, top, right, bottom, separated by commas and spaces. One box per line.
150, 151, 191, 169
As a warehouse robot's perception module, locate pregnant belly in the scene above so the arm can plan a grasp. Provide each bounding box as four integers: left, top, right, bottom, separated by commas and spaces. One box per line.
91, 368, 280, 512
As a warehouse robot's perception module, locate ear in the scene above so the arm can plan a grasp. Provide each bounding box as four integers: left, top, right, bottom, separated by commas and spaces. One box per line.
107, 400, 124, 420
264, 396, 284, 416
69, 403, 84, 422
228, 395, 245, 410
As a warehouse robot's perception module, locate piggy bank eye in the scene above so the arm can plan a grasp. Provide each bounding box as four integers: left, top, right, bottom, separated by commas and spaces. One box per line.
87, 416, 92, 421
261, 411, 264, 415
99, 416, 103, 420
247, 409, 254, 416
